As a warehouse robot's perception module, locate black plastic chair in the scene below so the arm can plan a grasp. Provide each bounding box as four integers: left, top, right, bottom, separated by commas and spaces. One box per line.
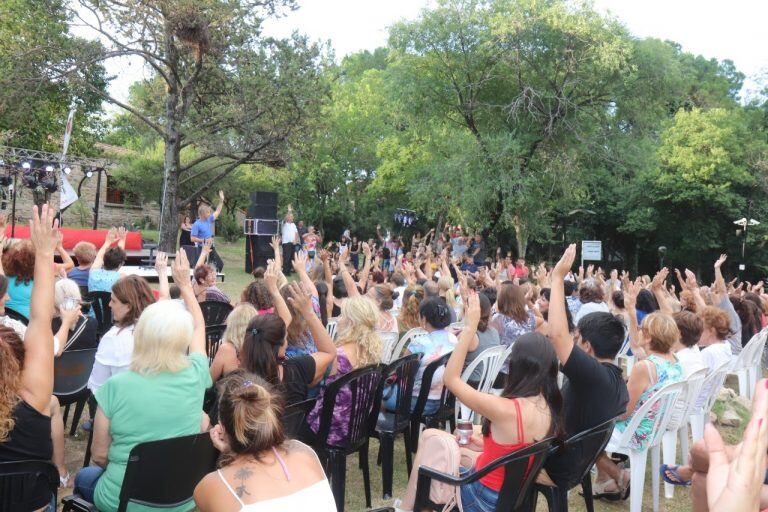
0, 460, 59, 511
373, 353, 421, 500
86, 291, 113, 338
284, 398, 316, 438
205, 324, 227, 363
77, 285, 92, 314
414, 437, 554, 512
62, 432, 219, 512
54, 348, 97, 436
534, 418, 617, 512
409, 352, 455, 453
3, 306, 28, 325
200, 300, 233, 327
310, 364, 384, 512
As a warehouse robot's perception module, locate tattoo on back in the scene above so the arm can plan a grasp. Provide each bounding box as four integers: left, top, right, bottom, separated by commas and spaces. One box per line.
234, 467, 254, 499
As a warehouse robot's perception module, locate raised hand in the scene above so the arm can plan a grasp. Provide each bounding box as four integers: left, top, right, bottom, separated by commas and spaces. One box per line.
651, 268, 669, 291
292, 250, 308, 273
714, 253, 727, 269
154, 251, 168, 273
270, 235, 280, 254
172, 249, 192, 288
117, 226, 128, 242
105, 227, 119, 245
29, 204, 59, 255
623, 280, 640, 310
264, 259, 279, 291
285, 282, 313, 317
553, 244, 576, 279
684, 269, 698, 290
464, 292, 481, 330
318, 249, 329, 263
218, 190, 225, 201
362, 242, 371, 258
202, 238, 213, 254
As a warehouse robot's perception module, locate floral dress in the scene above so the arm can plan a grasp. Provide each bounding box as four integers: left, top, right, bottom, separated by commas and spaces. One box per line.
307, 346, 354, 447
616, 354, 684, 450
493, 311, 536, 373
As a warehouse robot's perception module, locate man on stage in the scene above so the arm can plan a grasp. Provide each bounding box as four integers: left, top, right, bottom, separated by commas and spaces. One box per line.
191, 190, 225, 270
281, 211, 299, 274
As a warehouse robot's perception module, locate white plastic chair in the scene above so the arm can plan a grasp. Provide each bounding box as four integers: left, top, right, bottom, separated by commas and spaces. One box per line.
615, 333, 635, 376
729, 328, 768, 400
662, 368, 707, 498
378, 331, 401, 364
689, 360, 731, 442
455, 346, 507, 424
489, 344, 515, 395
386, 327, 427, 364
326, 318, 339, 341
604, 380, 685, 512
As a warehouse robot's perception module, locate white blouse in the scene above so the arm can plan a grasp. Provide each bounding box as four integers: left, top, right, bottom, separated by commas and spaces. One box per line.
87, 324, 135, 393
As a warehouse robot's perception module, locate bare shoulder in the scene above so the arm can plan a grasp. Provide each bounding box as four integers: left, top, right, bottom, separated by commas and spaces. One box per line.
193, 471, 219, 509
284, 440, 325, 472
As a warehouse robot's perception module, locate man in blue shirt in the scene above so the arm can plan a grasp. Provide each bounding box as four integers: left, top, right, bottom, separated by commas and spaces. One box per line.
190, 190, 225, 271
191, 190, 225, 245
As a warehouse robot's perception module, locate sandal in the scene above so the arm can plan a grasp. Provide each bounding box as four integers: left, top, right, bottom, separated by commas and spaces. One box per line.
592, 478, 623, 501
617, 469, 631, 500
60, 471, 72, 487
660, 464, 692, 487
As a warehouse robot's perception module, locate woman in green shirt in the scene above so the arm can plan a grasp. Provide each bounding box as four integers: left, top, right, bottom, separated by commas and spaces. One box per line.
73, 249, 212, 512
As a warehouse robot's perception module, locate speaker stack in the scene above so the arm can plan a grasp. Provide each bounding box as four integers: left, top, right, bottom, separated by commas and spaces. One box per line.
244, 191, 278, 273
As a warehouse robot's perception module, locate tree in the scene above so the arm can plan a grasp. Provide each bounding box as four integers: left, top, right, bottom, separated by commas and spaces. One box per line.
60, 0, 327, 250
0, 0, 106, 152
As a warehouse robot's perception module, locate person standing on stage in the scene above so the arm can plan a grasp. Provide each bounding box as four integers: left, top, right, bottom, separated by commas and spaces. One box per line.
281, 212, 299, 275
191, 190, 224, 271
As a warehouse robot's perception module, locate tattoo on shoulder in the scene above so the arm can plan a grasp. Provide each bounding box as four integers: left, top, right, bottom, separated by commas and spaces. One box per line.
233, 466, 253, 498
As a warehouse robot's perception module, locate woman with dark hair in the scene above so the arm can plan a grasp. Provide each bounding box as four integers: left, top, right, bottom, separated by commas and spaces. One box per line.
87, 275, 155, 394
463, 293, 501, 383
743, 292, 767, 329
368, 284, 398, 334
398, 285, 424, 335
239, 283, 335, 405
0, 274, 26, 336
194, 373, 336, 511
635, 289, 659, 325
538, 288, 574, 333
574, 284, 610, 324
179, 215, 193, 247
730, 296, 761, 347
398, 293, 561, 512
240, 280, 274, 314
491, 282, 538, 368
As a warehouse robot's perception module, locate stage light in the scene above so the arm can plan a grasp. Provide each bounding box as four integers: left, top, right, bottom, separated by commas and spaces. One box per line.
63, 167, 72, 175
45, 165, 54, 173
21, 162, 31, 170
86, 170, 93, 178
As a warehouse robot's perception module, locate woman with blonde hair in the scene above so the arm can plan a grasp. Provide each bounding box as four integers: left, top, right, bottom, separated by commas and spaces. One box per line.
210, 304, 258, 382
194, 373, 336, 511
594, 305, 684, 498
438, 276, 461, 321
74, 250, 212, 511
306, 296, 382, 445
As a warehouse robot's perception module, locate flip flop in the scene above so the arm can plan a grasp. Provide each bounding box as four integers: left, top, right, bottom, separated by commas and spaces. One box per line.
660, 464, 692, 487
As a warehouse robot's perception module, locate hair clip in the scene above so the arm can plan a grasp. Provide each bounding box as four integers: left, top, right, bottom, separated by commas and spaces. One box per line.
250, 327, 260, 336
242, 380, 255, 389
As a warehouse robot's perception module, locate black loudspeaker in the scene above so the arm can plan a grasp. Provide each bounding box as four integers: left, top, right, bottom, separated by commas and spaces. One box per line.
250, 191, 277, 206
248, 203, 278, 219
245, 235, 273, 274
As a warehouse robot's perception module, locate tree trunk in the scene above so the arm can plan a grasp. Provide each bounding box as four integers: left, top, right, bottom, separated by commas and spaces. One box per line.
513, 214, 527, 258
158, 137, 181, 251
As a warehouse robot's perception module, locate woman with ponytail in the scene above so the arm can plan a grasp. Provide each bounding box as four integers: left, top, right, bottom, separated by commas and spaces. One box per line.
194, 373, 336, 511
239, 282, 336, 405
398, 285, 425, 335
210, 304, 259, 382
306, 295, 382, 445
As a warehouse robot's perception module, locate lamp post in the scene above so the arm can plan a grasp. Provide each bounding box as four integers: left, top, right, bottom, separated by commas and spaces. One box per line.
733, 217, 760, 272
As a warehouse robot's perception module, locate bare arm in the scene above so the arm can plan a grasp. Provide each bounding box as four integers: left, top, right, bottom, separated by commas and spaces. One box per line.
286, 283, 336, 385
651, 268, 673, 315
339, 254, 360, 298
91, 407, 112, 468
264, 260, 292, 327
713, 254, 728, 302
195, 239, 212, 269
116, 226, 128, 251
19, 205, 57, 413
548, 244, 577, 364
212, 190, 224, 220
155, 252, 170, 301
91, 227, 118, 271
292, 251, 319, 298
623, 281, 643, 357
356, 243, 373, 290
55, 233, 75, 273
172, 249, 206, 356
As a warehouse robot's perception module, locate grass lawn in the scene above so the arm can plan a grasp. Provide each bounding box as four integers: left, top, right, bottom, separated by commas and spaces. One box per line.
56, 238, 752, 510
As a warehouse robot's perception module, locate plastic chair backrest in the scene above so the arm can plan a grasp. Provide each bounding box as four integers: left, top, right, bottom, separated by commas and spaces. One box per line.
205, 324, 227, 364
87, 291, 113, 336
53, 348, 97, 398
284, 399, 315, 438
667, 368, 707, 431
456, 346, 506, 423
495, 437, 554, 511
315, 364, 384, 451
117, 433, 219, 512
552, 418, 617, 489
695, 360, 731, 413
326, 319, 339, 341
3, 306, 28, 325
730, 328, 766, 371
379, 331, 401, 364
200, 301, 233, 327
616, 380, 685, 450
390, 328, 427, 363
380, 354, 422, 432
0, 460, 59, 511
746, 329, 768, 370
614, 332, 631, 365
411, 352, 453, 420
494, 344, 515, 378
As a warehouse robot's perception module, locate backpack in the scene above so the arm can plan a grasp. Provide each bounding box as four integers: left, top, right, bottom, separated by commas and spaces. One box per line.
400, 428, 463, 511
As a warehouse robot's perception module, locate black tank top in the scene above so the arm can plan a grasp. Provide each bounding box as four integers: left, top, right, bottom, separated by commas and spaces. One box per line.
0, 400, 53, 462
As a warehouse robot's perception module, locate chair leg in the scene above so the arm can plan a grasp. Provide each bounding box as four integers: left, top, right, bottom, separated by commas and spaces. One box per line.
629, 449, 648, 512
679, 423, 690, 466
63, 404, 71, 426
652, 445, 661, 512
662, 430, 678, 499
359, 444, 372, 509
551, 487, 568, 512
539, 485, 554, 511
70, 397, 88, 436
581, 473, 595, 512
83, 428, 94, 467
404, 429, 413, 475
328, 451, 347, 512
380, 433, 395, 500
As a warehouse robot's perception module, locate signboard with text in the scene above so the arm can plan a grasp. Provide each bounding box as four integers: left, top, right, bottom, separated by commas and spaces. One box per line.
581, 240, 602, 262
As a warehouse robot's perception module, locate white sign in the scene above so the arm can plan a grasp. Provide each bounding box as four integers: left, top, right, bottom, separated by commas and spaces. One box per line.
581, 240, 602, 261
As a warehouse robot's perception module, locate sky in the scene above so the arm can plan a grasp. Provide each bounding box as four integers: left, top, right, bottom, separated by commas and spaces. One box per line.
95, 0, 768, 105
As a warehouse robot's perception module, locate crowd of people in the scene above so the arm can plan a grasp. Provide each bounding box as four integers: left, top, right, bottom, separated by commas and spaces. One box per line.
1, 206, 767, 512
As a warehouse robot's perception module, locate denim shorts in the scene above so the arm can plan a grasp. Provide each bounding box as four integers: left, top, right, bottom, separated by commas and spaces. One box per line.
459, 467, 499, 512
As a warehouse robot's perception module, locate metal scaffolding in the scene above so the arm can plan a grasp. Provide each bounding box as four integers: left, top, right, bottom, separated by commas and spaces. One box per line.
0, 144, 111, 167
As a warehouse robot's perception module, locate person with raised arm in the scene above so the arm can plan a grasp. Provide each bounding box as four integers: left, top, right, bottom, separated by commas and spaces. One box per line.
539, 244, 629, 496
0, 205, 65, 506
74, 249, 212, 512
88, 227, 128, 293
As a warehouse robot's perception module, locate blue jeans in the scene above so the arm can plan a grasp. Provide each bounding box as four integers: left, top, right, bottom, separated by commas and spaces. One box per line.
459, 467, 499, 512
382, 387, 440, 416
74, 466, 105, 503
